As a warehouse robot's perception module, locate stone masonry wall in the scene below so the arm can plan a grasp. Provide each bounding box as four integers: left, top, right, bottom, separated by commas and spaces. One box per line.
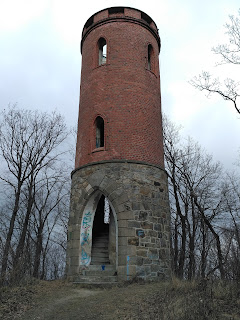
66, 160, 171, 281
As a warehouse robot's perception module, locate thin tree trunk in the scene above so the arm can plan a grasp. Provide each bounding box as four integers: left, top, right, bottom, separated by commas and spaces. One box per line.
173, 217, 179, 274
193, 195, 225, 279
188, 235, 195, 280
12, 178, 34, 280
200, 222, 207, 278
171, 172, 186, 279
178, 215, 186, 278
188, 198, 196, 280
1, 187, 21, 284
33, 224, 43, 278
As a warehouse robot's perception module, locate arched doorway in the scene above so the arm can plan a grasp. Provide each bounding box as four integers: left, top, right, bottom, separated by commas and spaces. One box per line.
79, 191, 118, 270
91, 195, 116, 266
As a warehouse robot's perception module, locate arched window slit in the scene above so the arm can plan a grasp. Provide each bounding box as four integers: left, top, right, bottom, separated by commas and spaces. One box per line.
148, 44, 154, 71
98, 38, 107, 65
96, 116, 104, 148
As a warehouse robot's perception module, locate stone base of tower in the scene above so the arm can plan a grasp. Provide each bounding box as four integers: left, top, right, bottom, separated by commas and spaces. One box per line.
66, 160, 171, 282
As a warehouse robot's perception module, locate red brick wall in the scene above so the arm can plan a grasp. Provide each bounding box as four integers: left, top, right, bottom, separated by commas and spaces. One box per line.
76, 8, 164, 169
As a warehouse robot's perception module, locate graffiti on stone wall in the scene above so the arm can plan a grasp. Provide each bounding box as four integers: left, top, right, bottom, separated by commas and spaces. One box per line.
80, 211, 93, 266
80, 248, 91, 266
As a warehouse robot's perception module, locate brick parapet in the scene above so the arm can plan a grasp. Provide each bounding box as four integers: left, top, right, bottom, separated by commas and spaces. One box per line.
81, 16, 160, 53
81, 7, 160, 52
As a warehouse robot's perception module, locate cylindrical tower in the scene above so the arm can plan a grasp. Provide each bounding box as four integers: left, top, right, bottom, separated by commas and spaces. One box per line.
67, 7, 170, 282
75, 6, 164, 168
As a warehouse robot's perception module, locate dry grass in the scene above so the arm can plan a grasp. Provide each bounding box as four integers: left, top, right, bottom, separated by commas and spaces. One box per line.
0, 278, 239, 319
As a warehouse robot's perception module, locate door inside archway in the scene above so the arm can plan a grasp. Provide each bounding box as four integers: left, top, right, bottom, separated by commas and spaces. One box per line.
91, 195, 116, 266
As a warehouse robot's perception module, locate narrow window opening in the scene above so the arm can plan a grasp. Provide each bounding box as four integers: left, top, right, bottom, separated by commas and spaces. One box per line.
141, 12, 152, 25
98, 38, 107, 65
148, 44, 154, 71
108, 7, 124, 15
96, 116, 104, 148
85, 16, 94, 29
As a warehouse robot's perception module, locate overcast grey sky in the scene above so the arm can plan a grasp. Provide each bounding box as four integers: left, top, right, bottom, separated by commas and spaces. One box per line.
0, 0, 239, 170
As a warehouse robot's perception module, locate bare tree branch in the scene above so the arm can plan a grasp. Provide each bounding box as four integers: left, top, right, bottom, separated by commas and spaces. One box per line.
190, 9, 240, 115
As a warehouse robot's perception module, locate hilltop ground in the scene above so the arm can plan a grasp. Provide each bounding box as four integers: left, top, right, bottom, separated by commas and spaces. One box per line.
0, 278, 239, 320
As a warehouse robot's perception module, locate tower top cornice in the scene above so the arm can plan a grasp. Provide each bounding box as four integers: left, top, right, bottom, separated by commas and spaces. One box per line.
81, 7, 161, 53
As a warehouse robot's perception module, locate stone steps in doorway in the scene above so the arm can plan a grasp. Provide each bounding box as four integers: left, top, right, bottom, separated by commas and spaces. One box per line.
73, 265, 118, 286
75, 275, 117, 283
83, 265, 116, 276
91, 233, 110, 265
92, 243, 108, 249
91, 258, 110, 265
91, 251, 109, 257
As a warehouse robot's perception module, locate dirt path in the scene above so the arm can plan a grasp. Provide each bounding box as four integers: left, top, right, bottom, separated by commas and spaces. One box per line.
2, 280, 239, 320
23, 286, 101, 320
20, 281, 160, 320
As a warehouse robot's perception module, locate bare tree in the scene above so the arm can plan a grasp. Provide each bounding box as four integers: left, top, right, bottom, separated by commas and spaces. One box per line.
190, 9, 240, 115
31, 170, 69, 278
163, 117, 188, 278
220, 172, 240, 280
0, 105, 68, 284
163, 116, 226, 279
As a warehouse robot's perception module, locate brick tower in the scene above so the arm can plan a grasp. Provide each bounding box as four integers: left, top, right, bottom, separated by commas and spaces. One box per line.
67, 7, 171, 282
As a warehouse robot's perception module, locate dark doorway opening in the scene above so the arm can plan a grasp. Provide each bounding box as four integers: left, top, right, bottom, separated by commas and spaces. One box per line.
91, 195, 116, 266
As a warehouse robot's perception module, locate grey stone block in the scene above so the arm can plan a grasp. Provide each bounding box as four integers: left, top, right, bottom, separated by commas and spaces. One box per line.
128, 237, 139, 246
129, 256, 143, 266
118, 237, 128, 246
136, 249, 148, 257
87, 171, 105, 187
139, 211, 148, 220
128, 220, 141, 228
118, 220, 128, 228
119, 227, 135, 237
141, 221, 153, 229
118, 211, 134, 220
